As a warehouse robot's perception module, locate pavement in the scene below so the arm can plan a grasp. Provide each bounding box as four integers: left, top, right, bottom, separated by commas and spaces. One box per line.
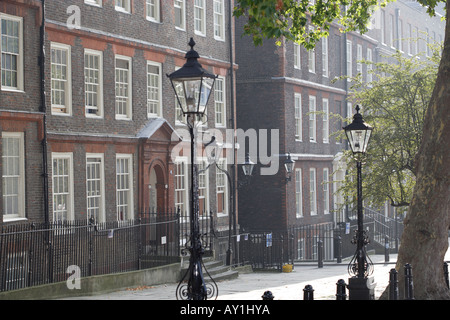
64, 253, 399, 300
63, 241, 450, 301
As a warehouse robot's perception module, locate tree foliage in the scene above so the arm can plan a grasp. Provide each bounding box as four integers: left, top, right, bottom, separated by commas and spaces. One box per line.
336, 43, 441, 211
233, 0, 443, 49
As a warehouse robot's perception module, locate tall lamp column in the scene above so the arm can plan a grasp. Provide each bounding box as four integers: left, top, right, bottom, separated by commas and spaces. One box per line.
168, 38, 217, 300
343, 105, 375, 300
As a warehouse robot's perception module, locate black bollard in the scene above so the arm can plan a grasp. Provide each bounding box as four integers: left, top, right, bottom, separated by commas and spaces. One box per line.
337, 236, 342, 263
444, 262, 449, 289
303, 284, 314, 300
384, 236, 390, 263
261, 290, 274, 300
318, 240, 323, 268
336, 279, 347, 300
404, 263, 414, 300
389, 268, 399, 300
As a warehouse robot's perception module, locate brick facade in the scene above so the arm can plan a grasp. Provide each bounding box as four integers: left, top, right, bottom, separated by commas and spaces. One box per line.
235, 0, 445, 232
1, 1, 237, 232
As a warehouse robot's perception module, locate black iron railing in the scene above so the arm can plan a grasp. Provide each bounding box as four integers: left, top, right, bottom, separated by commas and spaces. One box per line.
0, 210, 182, 292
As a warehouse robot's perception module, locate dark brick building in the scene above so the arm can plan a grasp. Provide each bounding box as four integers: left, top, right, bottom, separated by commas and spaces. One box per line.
234, 0, 445, 241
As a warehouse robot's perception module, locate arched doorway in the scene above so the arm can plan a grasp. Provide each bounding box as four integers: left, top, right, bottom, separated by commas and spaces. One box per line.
148, 163, 166, 212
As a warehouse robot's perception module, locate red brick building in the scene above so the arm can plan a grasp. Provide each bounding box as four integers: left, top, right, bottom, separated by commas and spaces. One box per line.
1, 0, 238, 242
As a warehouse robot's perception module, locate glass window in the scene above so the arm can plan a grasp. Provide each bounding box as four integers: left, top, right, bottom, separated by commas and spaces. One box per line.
86, 155, 104, 223
115, 0, 131, 13
2, 132, 25, 220
115, 56, 132, 119
174, 0, 185, 30
322, 98, 329, 143
214, 77, 226, 127
84, 49, 103, 117
1, 14, 22, 90
309, 168, 317, 215
147, 62, 162, 117
194, 0, 206, 36
52, 153, 74, 222
51, 43, 71, 115
295, 169, 302, 218
295, 94, 302, 141
213, 0, 225, 40
309, 96, 316, 142
116, 154, 133, 221
216, 159, 228, 216
146, 0, 160, 22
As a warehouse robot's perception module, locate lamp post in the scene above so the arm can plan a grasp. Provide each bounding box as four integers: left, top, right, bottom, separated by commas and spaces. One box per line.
205, 139, 254, 266
284, 152, 295, 181
168, 38, 217, 300
343, 105, 375, 300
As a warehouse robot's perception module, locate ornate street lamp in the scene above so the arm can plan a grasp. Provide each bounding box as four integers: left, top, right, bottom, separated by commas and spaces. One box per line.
205, 138, 255, 266
284, 153, 295, 181
343, 105, 375, 300
168, 38, 217, 300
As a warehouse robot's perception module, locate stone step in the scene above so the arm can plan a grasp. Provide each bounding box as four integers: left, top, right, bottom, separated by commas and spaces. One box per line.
180, 255, 239, 282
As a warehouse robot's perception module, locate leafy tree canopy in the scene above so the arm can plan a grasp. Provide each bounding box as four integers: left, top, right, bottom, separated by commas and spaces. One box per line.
233, 0, 445, 49
335, 43, 441, 211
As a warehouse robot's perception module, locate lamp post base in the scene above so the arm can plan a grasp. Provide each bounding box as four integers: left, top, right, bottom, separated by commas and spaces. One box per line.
347, 276, 376, 300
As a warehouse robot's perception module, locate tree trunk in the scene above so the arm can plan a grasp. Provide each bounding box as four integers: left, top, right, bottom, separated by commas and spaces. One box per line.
381, 0, 450, 300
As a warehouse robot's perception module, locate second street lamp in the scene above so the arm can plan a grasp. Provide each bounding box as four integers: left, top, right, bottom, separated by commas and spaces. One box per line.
343, 105, 375, 300
168, 38, 218, 300
205, 139, 255, 266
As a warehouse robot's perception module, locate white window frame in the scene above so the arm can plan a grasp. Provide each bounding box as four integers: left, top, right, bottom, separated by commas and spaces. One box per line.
146, 0, 160, 23
86, 154, 105, 224
213, 0, 225, 41
147, 61, 162, 118
309, 95, 316, 142
115, 55, 132, 120
367, 48, 373, 85
116, 154, 134, 221
309, 168, 317, 216
295, 93, 302, 141
380, 10, 385, 45
295, 168, 303, 218
115, 0, 131, 13
197, 158, 210, 217
346, 40, 352, 81
50, 42, 72, 116
294, 43, 301, 69
308, 48, 315, 73
216, 158, 228, 217
194, 0, 206, 36
0, 13, 23, 91
84, 49, 103, 118
52, 153, 74, 222
174, 0, 186, 31
2, 132, 25, 221
322, 98, 329, 143
322, 36, 328, 77
174, 157, 189, 215
389, 14, 395, 48
347, 102, 353, 120
323, 168, 330, 214
308, 27, 315, 73
85, 0, 102, 7
214, 76, 226, 127
356, 44, 362, 75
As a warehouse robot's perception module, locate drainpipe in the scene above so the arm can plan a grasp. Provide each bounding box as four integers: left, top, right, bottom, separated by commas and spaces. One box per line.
39, 0, 49, 224
228, 0, 238, 265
